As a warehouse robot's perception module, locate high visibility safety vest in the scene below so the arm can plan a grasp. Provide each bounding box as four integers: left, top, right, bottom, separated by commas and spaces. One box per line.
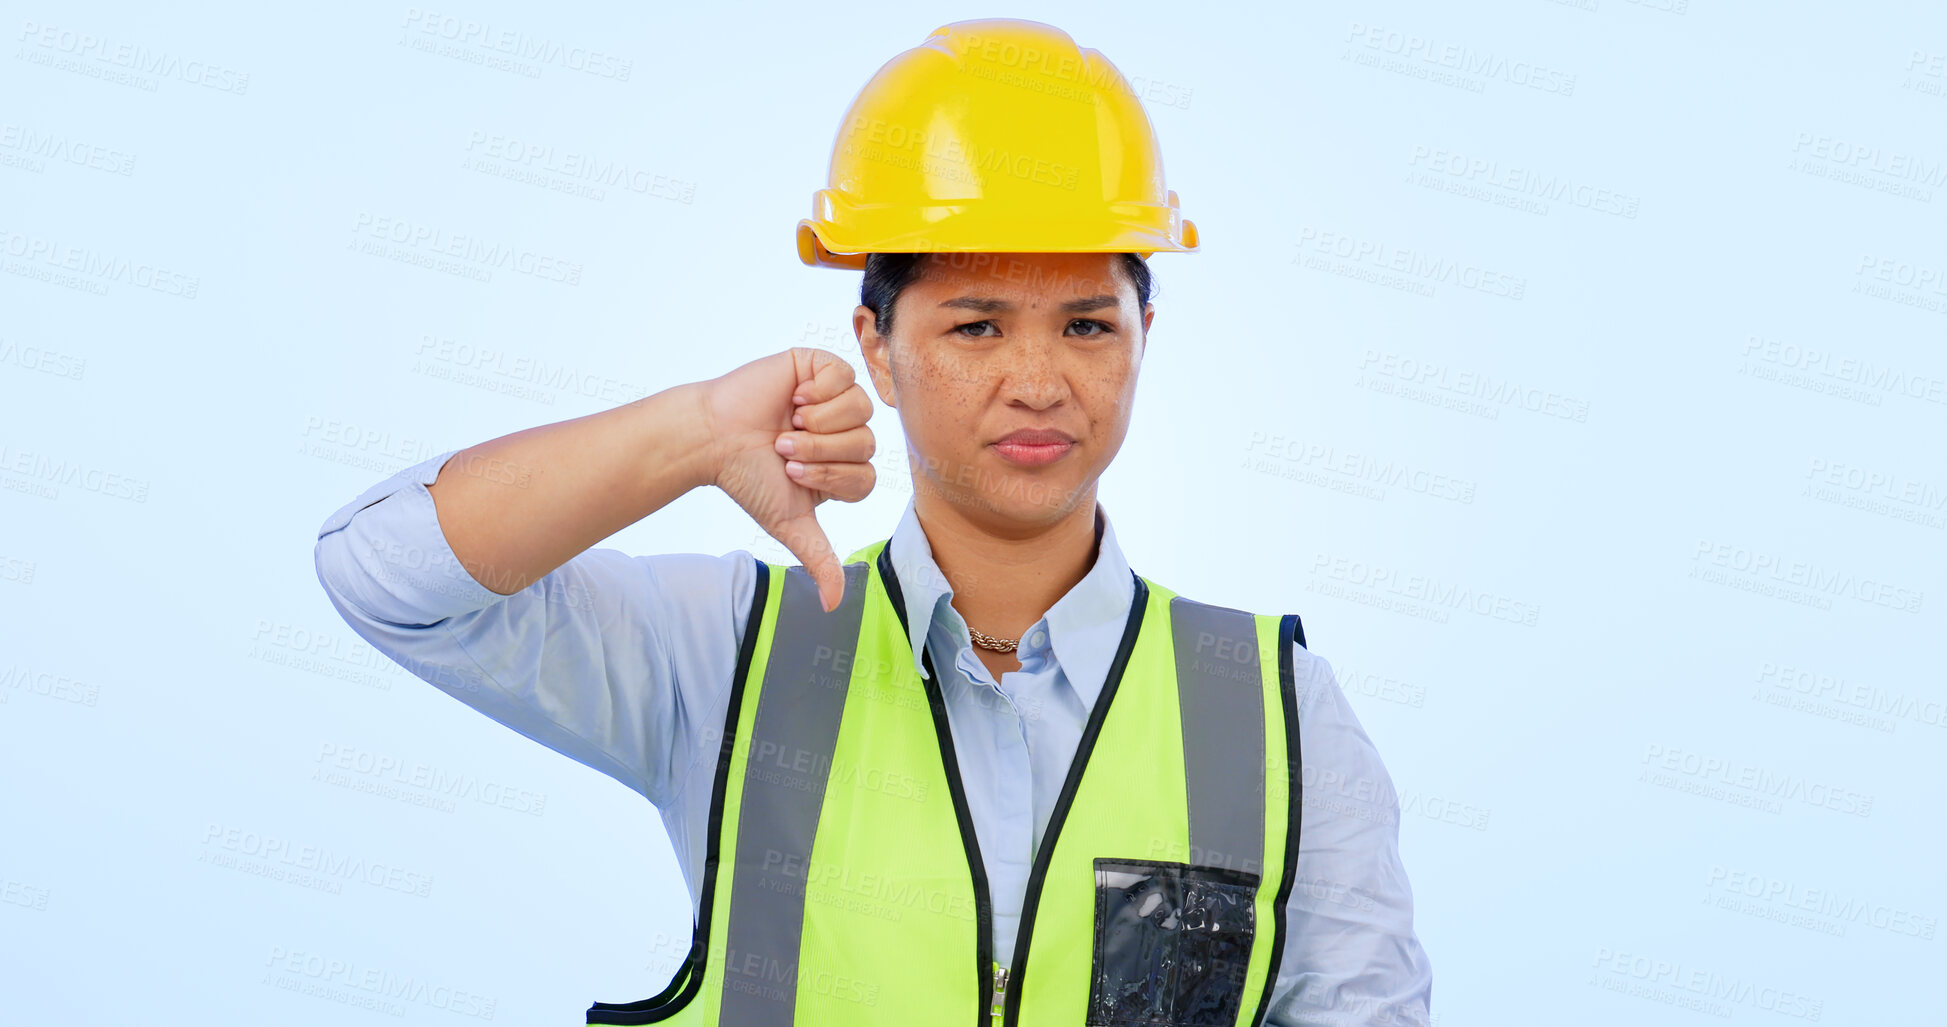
588, 539, 1306, 1027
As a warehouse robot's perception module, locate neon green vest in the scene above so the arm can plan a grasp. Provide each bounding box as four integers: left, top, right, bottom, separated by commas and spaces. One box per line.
589, 539, 1305, 1027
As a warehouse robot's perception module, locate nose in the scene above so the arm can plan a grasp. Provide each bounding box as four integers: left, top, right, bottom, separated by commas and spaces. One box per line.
999, 334, 1069, 411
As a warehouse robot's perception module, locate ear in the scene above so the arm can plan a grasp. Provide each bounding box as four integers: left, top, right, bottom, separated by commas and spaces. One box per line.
855, 304, 899, 408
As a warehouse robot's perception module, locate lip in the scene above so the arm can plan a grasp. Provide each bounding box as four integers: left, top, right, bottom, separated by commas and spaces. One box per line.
990, 428, 1075, 466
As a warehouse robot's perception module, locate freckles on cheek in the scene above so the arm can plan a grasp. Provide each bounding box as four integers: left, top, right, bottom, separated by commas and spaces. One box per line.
907, 358, 978, 410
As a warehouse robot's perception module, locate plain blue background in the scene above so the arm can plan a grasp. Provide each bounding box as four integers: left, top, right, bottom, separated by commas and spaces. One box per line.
3, 1, 1941, 1022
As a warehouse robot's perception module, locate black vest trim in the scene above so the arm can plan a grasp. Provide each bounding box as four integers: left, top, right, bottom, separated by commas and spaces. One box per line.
1001, 569, 1150, 1027
876, 543, 995, 1027
1246, 613, 1306, 1027
586, 559, 773, 1024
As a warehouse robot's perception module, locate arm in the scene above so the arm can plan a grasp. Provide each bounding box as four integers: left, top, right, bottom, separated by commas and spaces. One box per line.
1266, 646, 1435, 1026
312, 443, 754, 808
426, 350, 874, 611
311, 351, 878, 806
423, 380, 720, 599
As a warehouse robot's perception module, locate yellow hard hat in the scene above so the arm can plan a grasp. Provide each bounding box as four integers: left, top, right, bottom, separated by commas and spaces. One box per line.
796, 18, 1200, 269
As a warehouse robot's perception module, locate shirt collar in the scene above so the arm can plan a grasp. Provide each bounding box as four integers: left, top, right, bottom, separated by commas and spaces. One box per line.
885, 494, 1136, 709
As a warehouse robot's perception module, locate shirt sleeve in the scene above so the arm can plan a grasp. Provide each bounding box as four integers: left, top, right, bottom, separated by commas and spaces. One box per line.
311, 448, 755, 810
1265, 644, 1435, 1026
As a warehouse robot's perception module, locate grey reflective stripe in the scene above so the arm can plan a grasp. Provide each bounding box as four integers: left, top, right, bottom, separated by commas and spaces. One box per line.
718, 561, 869, 1026
1169, 598, 1267, 878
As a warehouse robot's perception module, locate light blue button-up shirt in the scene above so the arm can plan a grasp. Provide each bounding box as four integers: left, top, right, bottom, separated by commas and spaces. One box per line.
314, 450, 1433, 1025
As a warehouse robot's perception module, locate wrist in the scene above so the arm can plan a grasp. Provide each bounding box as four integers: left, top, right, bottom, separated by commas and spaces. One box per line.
617, 380, 721, 498
676, 379, 732, 491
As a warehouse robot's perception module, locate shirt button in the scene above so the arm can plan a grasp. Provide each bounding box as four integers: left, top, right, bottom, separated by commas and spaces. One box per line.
1028, 630, 1047, 649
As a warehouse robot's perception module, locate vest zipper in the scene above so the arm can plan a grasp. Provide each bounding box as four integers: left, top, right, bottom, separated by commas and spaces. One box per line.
878, 546, 997, 1027
990, 963, 1009, 1027
1000, 572, 1151, 1027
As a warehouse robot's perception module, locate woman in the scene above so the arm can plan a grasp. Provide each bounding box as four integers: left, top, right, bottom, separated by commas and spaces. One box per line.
315, 18, 1431, 1027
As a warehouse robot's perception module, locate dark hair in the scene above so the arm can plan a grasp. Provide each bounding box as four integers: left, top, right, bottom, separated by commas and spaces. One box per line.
861, 252, 1155, 340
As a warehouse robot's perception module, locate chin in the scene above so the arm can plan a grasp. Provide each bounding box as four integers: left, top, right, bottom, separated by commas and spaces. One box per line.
976, 478, 1088, 523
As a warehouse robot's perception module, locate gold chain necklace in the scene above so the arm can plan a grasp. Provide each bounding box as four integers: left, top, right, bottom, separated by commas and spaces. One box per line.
967, 625, 1019, 652
959, 507, 1101, 656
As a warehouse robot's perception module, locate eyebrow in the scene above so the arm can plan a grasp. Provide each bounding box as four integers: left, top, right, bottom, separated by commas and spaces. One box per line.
938, 294, 1120, 315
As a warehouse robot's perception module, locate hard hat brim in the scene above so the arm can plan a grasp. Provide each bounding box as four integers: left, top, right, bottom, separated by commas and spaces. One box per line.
796, 216, 1199, 270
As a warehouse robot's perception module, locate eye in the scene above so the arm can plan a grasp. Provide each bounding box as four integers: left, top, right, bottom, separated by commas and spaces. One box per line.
952, 320, 1000, 338
1067, 319, 1115, 337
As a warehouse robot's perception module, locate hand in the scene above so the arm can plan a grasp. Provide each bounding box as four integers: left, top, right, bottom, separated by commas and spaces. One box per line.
702, 347, 877, 612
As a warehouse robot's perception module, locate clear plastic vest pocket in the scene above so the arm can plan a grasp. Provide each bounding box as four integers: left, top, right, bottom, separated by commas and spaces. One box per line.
1087, 858, 1261, 1026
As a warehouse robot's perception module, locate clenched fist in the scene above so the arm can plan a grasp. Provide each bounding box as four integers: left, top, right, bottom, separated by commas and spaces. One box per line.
702, 347, 877, 612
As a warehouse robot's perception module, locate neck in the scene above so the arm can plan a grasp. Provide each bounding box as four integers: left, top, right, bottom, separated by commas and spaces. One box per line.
915, 488, 1101, 642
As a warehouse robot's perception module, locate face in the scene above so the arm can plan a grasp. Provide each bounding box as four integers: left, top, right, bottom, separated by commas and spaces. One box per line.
856, 252, 1154, 533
